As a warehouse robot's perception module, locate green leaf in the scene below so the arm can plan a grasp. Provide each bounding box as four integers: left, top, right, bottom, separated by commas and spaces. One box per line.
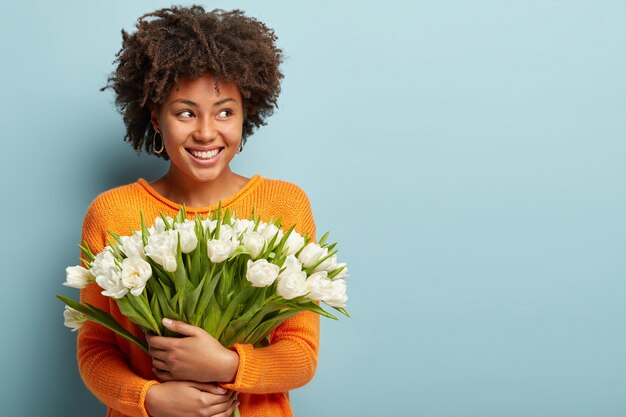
328, 265, 347, 279
159, 212, 172, 230
193, 267, 222, 326
149, 292, 164, 333
173, 235, 189, 295
140, 211, 150, 246
78, 242, 96, 262
118, 296, 159, 333
333, 306, 351, 318
202, 300, 221, 337
318, 231, 330, 246
214, 287, 256, 341
305, 249, 338, 274
295, 300, 339, 320
155, 284, 179, 322
55, 295, 149, 354
175, 205, 187, 224
223, 207, 231, 224
244, 309, 302, 345
273, 225, 295, 257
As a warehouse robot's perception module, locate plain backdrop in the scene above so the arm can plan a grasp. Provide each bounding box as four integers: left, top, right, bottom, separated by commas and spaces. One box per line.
1, 0, 625, 416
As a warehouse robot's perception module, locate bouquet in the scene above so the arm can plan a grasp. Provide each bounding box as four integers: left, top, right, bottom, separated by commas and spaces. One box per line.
58, 205, 349, 359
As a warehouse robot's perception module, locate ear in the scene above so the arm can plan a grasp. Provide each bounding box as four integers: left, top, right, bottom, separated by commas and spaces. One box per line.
150, 106, 161, 132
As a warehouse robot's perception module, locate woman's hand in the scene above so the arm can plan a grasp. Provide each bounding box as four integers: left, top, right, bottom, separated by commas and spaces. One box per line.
145, 381, 238, 417
146, 318, 239, 383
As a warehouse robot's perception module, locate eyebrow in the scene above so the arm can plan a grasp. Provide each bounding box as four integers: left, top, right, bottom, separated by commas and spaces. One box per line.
172, 98, 237, 107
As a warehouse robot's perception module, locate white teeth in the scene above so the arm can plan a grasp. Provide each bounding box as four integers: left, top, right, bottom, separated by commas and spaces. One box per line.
190, 149, 220, 159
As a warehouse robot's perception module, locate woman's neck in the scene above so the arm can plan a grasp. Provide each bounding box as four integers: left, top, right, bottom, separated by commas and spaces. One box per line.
150, 167, 249, 208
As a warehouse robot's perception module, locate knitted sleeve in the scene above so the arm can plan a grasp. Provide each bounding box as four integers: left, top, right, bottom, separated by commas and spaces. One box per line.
222, 187, 321, 394
76, 198, 159, 417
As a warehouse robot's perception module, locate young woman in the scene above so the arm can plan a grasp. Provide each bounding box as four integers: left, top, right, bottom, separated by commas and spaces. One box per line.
78, 6, 319, 417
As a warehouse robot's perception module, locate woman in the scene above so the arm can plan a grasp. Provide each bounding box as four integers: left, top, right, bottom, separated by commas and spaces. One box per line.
78, 6, 319, 417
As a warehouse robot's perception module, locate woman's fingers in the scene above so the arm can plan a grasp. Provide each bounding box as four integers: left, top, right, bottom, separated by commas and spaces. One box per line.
152, 367, 174, 381
214, 398, 240, 417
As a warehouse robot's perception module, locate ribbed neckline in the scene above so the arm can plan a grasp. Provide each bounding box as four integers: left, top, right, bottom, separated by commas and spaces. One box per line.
136, 175, 263, 213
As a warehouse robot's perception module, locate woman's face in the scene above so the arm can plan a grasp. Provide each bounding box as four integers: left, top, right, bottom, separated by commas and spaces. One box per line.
152, 73, 244, 185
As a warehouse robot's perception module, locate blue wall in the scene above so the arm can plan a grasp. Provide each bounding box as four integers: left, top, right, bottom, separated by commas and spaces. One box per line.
2, 0, 625, 415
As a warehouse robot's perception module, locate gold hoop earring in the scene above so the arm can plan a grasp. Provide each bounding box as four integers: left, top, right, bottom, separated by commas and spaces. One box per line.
153, 130, 164, 155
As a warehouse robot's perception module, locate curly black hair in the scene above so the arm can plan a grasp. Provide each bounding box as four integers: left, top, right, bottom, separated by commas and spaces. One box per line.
103, 5, 284, 159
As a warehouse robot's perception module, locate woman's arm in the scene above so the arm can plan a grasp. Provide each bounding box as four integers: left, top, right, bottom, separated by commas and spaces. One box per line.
77, 201, 159, 417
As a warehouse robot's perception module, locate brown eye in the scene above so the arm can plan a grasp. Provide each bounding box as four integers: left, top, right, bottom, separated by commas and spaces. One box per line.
178, 110, 193, 118
217, 109, 232, 119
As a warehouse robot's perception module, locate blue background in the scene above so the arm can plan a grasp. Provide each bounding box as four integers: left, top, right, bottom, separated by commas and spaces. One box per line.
1, 0, 625, 416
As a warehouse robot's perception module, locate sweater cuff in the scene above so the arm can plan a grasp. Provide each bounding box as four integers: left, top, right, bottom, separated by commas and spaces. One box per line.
131, 380, 160, 417
219, 343, 253, 391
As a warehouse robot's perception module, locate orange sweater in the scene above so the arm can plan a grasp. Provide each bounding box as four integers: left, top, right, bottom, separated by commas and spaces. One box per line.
77, 175, 319, 417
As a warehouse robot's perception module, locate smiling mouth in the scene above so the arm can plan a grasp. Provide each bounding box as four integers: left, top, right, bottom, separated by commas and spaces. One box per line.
187, 148, 222, 160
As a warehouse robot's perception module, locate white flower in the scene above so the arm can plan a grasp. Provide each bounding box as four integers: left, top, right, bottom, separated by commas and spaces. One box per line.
332, 263, 349, 280
90, 249, 127, 298
63, 265, 94, 289
305, 271, 348, 307
285, 231, 305, 256
203, 219, 217, 234
216, 224, 235, 241
298, 242, 327, 268
121, 257, 152, 296
259, 223, 283, 243
174, 221, 198, 253
92, 254, 127, 299
63, 306, 87, 331
120, 232, 146, 259
305, 271, 331, 301
207, 238, 239, 263
282, 254, 303, 273
233, 219, 254, 236
150, 216, 173, 234
277, 269, 308, 300
242, 231, 266, 259
145, 230, 178, 272
323, 279, 348, 307
246, 259, 280, 287
313, 253, 337, 273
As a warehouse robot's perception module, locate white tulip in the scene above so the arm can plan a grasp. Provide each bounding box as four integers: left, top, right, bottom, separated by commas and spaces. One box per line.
64, 265, 94, 289
207, 238, 239, 263
313, 253, 337, 273
259, 223, 283, 243
284, 231, 305, 256
145, 230, 178, 272
95, 267, 128, 299
242, 232, 266, 259
305, 271, 331, 301
298, 243, 327, 268
150, 216, 173, 234
90, 249, 127, 298
174, 221, 198, 253
63, 306, 87, 331
323, 279, 348, 308
332, 263, 350, 280
277, 269, 308, 300
233, 219, 254, 236
216, 224, 235, 241
203, 219, 217, 234
120, 232, 146, 259
282, 254, 303, 273
121, 257, 152, 296
246, 259, 280, 287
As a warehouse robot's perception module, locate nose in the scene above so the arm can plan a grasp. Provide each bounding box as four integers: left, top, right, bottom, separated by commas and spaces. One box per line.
193, 115, 218, 143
